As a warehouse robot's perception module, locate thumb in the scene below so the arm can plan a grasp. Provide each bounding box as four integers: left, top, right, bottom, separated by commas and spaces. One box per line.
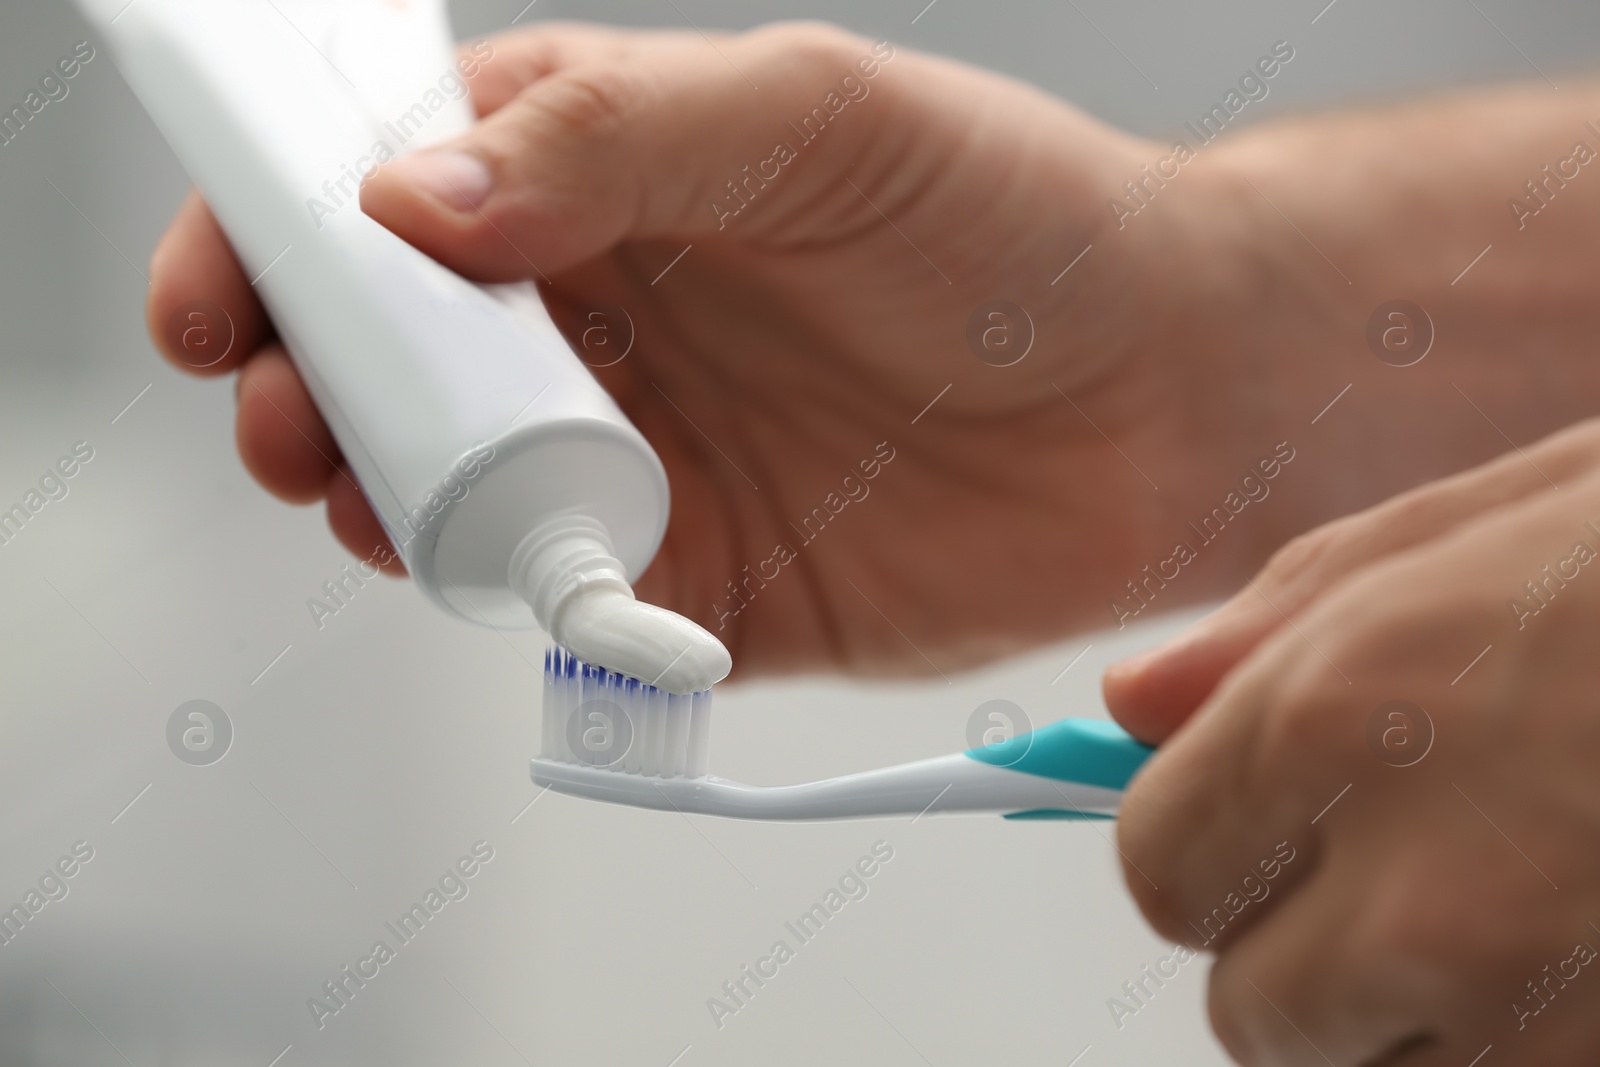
359, 24, 904, 279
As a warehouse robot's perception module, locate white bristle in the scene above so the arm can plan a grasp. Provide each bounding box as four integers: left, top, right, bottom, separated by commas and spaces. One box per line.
541, 644, 715, 779
639, 685, 665, 777
622, 679, 643, 775
541, 648, 557, 761
663, 692, 689, 778
687, 690, 712, 777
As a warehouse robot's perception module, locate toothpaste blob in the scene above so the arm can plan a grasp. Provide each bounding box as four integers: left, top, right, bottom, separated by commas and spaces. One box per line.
554, 588, 730, 694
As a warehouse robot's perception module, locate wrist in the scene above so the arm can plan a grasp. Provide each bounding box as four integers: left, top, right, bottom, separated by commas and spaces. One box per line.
1182, 89, 1600, 550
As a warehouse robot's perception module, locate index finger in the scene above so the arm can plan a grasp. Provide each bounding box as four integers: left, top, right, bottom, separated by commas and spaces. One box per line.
144, 24, 677, 376
462, 22, 683, 116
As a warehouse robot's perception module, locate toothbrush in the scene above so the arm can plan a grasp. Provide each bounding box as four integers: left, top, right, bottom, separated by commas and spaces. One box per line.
531, 648, 1154, 821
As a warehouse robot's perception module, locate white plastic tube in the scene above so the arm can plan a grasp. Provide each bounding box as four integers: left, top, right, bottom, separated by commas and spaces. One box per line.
81, 0, 730, 691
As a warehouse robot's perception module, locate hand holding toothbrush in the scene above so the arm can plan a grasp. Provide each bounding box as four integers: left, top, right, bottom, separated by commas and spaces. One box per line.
1108, 423, 1600, 1066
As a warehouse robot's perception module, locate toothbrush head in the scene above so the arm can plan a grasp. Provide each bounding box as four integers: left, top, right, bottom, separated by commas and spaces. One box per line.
539, 645, 714, 779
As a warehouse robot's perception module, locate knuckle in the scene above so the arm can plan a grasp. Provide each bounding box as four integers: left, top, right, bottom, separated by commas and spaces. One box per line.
748, 20, 867, 69
1257, 517, 1357, 589
530, 66, 646, 141
479, 22, 602, 76
1251, 658, 1352, 768
1365, 487, 1440, 535
1255, 491, 1437, 602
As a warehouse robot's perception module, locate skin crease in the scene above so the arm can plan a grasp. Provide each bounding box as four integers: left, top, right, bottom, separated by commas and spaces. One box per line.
141, 21, 1600, 1064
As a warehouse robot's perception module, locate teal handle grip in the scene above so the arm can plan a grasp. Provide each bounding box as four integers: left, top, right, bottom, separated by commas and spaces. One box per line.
965, 717, 1154, 792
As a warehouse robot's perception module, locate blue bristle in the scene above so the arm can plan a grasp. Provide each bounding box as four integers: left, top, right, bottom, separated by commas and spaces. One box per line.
540, 642, 713, 776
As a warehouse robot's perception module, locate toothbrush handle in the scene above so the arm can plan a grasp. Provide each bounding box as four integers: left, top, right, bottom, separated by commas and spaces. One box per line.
533, 717, 1152, 820
964, 718, 1154, 820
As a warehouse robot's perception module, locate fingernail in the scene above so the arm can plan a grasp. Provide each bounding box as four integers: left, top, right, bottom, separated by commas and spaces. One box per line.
383, 149, 492, 212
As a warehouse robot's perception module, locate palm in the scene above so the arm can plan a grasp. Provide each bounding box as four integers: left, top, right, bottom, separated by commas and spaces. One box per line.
542, 105, 1263, 676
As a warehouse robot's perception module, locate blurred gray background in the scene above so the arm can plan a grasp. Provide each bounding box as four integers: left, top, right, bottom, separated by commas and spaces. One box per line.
0, 1, 1594, 1064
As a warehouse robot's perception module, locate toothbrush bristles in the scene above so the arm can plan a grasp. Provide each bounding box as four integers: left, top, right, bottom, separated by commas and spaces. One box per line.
540, 645, 713, 778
